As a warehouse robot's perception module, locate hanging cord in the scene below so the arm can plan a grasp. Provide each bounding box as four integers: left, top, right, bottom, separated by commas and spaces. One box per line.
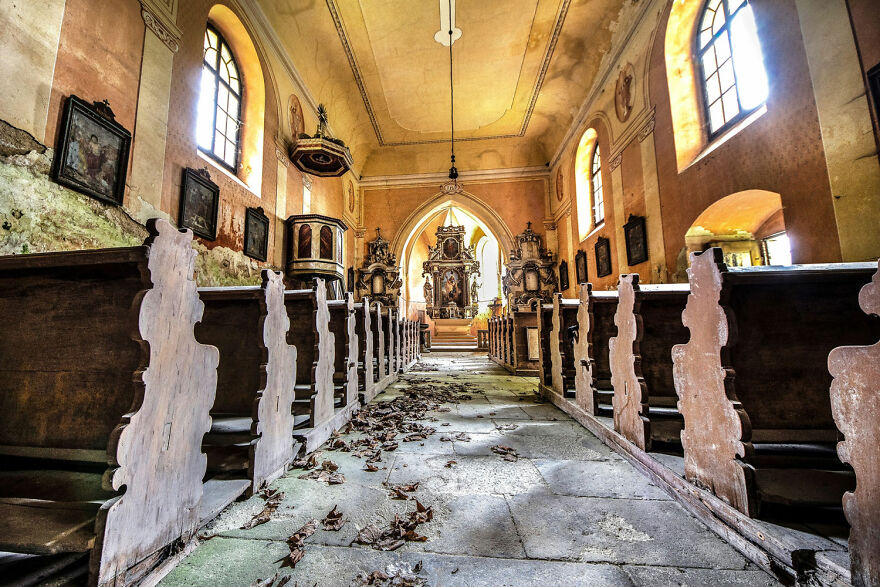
448, 0, 457, 181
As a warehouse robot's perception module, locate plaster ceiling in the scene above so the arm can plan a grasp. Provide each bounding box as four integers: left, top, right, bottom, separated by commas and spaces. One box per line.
257, 0, 632, 176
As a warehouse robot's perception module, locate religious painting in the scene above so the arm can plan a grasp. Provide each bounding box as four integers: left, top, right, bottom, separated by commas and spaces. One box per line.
443, 237, 460, 259
623, 214, 648, 266
595, 237, 612, 277
440, 269, 463, 307
575, 250, 588, 284
559, 260, 570, 292
347, 181, 356, 213
51, 95, 131, 206
243, 207, 269, 261
178, 168, 219, 241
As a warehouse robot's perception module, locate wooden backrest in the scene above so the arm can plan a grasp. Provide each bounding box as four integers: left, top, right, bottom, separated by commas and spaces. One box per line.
591, 292, 619, 386
284, 289, 317, 386
0, 247, 148, 452
327, 299, 350, 375
724, 264, 879, 435
196, 287, 263, 415
636, 284, 690, 403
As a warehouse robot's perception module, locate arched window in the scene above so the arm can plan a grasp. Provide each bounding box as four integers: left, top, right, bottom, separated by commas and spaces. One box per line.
590, 146, 604, 225
574, 128, 599, 241
197, 25, 242, 172
697, 0, 768, 135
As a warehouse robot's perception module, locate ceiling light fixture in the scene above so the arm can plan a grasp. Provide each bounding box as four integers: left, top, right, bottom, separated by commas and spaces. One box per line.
442, 0, 463, 195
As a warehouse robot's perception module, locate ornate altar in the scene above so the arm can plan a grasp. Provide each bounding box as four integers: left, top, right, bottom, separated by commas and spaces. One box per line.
355, 228, 402, 306
502, 222, 558, 309
422, 225, 480, 319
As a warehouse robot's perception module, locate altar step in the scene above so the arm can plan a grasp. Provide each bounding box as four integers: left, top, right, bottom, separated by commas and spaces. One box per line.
432, 318, 478, 351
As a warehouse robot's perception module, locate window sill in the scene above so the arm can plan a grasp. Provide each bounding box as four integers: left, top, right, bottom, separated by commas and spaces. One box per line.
579, 222, 605, 243
197, 150, 261, 198
683, 105, 767, 173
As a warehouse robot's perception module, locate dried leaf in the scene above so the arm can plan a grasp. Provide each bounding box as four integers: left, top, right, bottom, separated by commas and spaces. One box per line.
364, 463, 379, 472
354, 524, 382, 545
454, 432, 471, 442
240, 489, 285, 529
322, 505, 345, 531
445, 460, 457, 468
491, 445, 519, 462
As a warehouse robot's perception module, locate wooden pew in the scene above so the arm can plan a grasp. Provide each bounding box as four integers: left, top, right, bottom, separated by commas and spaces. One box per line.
489, 316, 499, 363
354, 297, 377, 404
0, 219, 217, 587
284, 279, 345, 454
505, 314, 514, 369
536, 302, 554, 392
672, 248, 880, 518
372, 303, 394, 391
511, 308, 540, 375
195, 271, 298, 509
609, 275, 689, 452
572, 285, 619, 417
327, 293, 359, 413
828, 260, 880, 587
548, 294, 580, 401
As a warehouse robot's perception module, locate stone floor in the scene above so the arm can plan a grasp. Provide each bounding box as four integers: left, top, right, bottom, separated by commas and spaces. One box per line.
161, 353, 780, 586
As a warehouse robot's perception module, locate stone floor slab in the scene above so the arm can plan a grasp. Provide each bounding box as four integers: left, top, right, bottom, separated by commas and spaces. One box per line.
534, 459, 671, 500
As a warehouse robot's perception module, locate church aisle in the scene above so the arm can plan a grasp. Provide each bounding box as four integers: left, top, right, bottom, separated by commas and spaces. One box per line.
161, 353, 779, 586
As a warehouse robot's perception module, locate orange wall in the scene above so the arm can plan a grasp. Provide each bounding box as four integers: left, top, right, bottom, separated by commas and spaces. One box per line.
649, 0, 838, 268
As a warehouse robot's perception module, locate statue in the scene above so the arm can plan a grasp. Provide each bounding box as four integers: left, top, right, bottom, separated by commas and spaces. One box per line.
470, 278, 479, 305
423, 276, 433, 305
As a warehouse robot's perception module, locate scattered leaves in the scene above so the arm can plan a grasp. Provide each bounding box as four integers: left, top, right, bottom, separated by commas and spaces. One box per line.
353, 502, 434, 552
491, 445, 519, 462
250, 572, 291, 587
280, 519, 318, 568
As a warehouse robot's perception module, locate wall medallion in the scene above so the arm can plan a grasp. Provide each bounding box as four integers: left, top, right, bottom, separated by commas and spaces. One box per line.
347, 181, 355, 213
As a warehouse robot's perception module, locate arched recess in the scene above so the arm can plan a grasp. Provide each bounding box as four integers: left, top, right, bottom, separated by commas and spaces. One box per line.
391, 190, 516, 263
684, 189, 789, 267
207, 4, 266, 192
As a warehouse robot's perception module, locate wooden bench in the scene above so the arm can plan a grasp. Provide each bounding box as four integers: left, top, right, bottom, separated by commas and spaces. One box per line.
672, 248, 880, 517
372, 303, 394, 391
536, 302, 554, 392
195, 271, 298, 509
0, 219, 217, 587
284, 280, 339, 453
353, 298, 377, 404
828, 260, 880, 587
572, 285, 619, 417
327, 293, 360, 413
609, 275, 689, 452
488, 316, 499, 362
511, 308, 540, 375
549, 295, 580, 401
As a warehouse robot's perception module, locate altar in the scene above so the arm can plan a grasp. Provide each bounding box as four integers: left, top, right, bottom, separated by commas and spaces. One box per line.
422, 224, 480, 320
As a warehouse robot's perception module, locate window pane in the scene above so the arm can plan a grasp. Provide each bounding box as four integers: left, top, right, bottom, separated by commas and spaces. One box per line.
709, 101, 725, 132
722, 88, 740, 121
711, 7, 726, 35
719, 59, 736, 91
702, 48, 717, 76
731, 4, 769, 109
207, 29, 218, 49
715, 30, 731, 62
197, 67, 217, 149
729, 0, 747, 13
706, 73, 721, 102
204, 48, 218, 70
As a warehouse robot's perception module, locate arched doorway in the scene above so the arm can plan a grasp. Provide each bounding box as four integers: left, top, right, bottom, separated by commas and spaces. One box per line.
683, 190, 790, 272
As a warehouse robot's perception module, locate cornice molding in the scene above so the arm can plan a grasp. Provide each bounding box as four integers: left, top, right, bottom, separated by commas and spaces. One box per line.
140, 0, 182, 52
359, 165, 550, 189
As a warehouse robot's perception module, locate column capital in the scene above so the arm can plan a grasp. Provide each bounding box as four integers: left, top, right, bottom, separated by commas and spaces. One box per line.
141, 0, 182, 53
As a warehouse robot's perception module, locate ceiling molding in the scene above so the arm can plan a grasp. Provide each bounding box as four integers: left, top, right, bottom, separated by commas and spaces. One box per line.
359, 165, 550, 189
326, 0, 571, 147
548, 0, 658, 170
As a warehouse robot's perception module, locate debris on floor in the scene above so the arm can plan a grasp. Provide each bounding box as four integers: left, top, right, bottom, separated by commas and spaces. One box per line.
491, 444, 519, 462
241, 488, 285, 530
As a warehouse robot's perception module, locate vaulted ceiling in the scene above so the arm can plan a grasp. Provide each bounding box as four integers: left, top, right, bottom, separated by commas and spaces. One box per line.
258, 0, 633, 177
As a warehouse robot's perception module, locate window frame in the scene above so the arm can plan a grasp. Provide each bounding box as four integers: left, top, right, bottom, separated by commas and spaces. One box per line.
695, 0, 762, 139
590, 145, 605, 227
199, 24, 243, 174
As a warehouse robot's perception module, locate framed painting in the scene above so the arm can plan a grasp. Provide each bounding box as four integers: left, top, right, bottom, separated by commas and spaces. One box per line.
575, 250, 588, 284
179, 168, 220, 241
624, 215, 648, 266
244, 207, 269, 261
559, 260, 570, 291
595, 237, 612, 277
51, 96, 131, 206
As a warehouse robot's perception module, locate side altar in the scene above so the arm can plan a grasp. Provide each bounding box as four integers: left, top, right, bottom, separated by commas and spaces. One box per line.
422, 225, 480, 320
